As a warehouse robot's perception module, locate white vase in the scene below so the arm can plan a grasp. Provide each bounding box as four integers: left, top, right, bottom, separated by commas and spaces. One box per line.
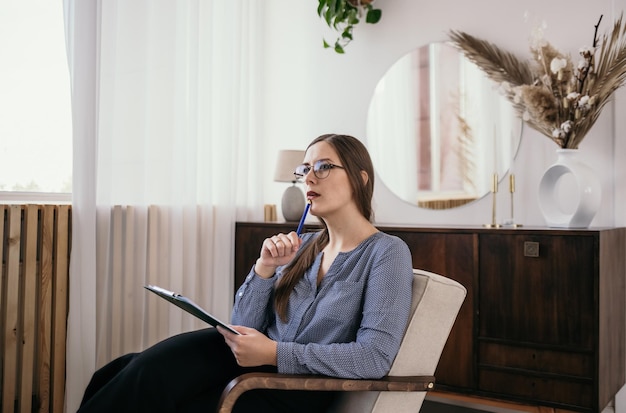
538, 148, 601, 228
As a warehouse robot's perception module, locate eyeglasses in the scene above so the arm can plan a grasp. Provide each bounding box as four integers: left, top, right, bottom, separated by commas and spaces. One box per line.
294, 160, 345, 182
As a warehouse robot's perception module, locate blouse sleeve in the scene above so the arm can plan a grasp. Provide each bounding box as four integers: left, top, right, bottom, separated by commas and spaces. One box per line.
230, 267, 275, 331
231, 232, 318, 330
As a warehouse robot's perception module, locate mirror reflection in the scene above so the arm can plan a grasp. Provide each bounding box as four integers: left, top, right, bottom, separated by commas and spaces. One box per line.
367, 42, 522, 210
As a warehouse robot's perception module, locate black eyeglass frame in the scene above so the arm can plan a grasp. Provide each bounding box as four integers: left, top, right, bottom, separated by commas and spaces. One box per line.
294, 160, 345, 182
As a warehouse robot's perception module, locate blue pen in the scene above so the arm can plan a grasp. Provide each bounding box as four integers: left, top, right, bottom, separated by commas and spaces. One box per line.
296, 201, 311, 236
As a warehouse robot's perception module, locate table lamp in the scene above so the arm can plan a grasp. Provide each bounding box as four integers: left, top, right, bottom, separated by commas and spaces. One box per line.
274, 150, 306, 222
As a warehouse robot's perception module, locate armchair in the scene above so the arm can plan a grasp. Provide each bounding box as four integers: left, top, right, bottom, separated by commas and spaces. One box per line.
217, 269, 467, 413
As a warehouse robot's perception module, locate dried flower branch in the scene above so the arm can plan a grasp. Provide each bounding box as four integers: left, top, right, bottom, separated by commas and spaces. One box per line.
449, 14, 626, 149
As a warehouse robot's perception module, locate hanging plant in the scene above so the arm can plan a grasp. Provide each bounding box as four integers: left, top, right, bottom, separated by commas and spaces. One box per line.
317, 0, 382, 54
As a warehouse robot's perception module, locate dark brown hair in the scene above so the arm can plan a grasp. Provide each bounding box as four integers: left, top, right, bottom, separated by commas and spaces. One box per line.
274, 134, 375, 321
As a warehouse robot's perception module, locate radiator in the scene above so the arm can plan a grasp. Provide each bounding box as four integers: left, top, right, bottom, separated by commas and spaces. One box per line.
0, 204, 71, 413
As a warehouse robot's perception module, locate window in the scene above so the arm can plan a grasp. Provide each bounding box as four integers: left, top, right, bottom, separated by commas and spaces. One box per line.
0, 1, 72, 199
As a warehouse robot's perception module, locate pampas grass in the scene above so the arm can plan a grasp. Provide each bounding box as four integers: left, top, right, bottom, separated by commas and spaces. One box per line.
449, 14, 626, 149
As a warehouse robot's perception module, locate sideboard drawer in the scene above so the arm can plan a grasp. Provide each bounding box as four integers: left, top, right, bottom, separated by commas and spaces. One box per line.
479, 342, 593, 378
478, 368, 593, 408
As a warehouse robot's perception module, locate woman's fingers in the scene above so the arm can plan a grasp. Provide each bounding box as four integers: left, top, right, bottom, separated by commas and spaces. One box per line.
264, 232, 301, 258
217, 326, 277, 367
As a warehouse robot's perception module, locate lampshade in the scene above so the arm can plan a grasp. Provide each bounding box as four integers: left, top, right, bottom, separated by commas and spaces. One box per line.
274, 150, 305, 183
274, 150, 306, 221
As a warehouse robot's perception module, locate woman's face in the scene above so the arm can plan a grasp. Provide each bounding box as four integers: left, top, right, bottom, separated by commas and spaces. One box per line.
301, 141, 354, 218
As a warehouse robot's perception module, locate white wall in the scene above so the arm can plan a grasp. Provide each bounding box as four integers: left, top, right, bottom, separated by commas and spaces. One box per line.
259, 0, 626, 411
260, 0, 626, 230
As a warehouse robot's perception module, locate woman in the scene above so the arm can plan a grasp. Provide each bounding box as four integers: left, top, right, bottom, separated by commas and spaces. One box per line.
77, 134, 414, 413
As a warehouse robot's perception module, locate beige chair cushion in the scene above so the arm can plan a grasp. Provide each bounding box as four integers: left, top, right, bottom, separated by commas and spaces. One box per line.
330, 269, 467, 413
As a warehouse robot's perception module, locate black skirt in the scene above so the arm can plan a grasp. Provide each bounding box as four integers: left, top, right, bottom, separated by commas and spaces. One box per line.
77, 328, 336, 413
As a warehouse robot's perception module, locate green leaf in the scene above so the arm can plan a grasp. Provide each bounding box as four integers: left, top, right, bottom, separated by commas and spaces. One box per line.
323, 39, 331, 48
366, 9, 382, 24
317, 0, 326, 17
342, 27, 353, 40
335, 43, 345, 54
333, 8, 346, 29
331, 0, 342, 17
347, 9, 359, 25
323, 0, 337, 25
323, 8, 332, 26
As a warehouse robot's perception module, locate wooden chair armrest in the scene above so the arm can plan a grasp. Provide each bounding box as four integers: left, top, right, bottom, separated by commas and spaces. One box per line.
216, 372, 435, 413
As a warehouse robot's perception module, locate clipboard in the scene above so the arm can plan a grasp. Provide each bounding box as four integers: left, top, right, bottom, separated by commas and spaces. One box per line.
144, 285, 241, 335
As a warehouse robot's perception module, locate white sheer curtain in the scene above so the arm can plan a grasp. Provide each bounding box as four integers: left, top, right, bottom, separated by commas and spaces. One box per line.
63, 1, 263, 411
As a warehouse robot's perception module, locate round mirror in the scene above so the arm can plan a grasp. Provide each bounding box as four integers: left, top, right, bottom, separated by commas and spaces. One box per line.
367, 42, 522, 210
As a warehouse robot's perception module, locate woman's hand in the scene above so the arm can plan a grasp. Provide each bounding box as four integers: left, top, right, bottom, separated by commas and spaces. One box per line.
217, 325, 278, 367
254, 232, 302, 278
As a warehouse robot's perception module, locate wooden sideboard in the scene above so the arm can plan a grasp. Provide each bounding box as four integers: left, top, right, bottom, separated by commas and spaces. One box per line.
233, 222, 626, 412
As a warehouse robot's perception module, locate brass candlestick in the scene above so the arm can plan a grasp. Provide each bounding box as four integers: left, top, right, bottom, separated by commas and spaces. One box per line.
503, 173, 522, 228
484, 173, 500, 228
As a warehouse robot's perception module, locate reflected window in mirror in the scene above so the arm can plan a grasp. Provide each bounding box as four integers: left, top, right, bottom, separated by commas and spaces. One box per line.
367, 42, 522, 210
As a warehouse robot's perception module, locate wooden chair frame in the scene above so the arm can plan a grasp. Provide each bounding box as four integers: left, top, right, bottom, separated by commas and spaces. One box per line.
216, 372, 436, 412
